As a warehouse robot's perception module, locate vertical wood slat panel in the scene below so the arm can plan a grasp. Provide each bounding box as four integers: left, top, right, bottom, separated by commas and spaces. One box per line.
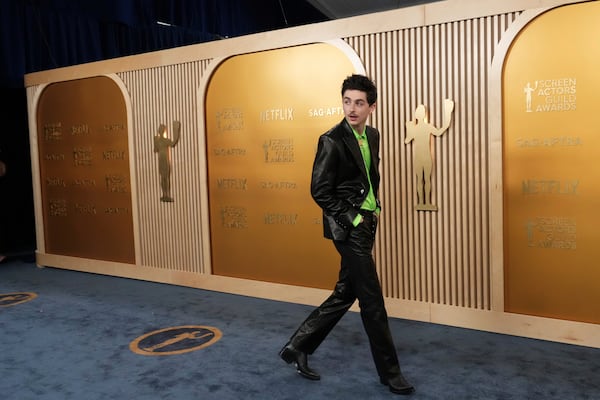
346, 12, 520, 310
120, 60, 211, 274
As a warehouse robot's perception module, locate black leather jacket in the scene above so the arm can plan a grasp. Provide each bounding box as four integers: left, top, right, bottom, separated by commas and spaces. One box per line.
311, 118, 381, 241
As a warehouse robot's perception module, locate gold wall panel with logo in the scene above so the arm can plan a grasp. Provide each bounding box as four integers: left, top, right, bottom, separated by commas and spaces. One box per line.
205, 43, 359, 289
503, 1, 600, 323
36, 76, 135, 263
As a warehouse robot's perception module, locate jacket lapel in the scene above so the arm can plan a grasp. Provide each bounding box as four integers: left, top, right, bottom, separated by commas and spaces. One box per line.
340, 119, 369, 180
365, 127, 379, 182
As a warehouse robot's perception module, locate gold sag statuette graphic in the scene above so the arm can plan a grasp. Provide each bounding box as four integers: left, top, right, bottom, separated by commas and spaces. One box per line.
154, 120, 181, 202
130, 325, 222, 356
0, 292, 38, 307
524, 81, 537, 112
404, 99, 455, 211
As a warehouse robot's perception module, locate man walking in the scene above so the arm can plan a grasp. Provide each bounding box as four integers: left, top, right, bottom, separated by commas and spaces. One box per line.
279, 74, 414, 395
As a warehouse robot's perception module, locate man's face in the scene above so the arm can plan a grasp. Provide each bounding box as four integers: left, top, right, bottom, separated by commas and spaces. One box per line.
342, 89, 375, 132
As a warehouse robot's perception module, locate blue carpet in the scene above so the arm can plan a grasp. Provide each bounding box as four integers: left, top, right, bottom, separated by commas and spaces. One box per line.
1, 259, 599, 399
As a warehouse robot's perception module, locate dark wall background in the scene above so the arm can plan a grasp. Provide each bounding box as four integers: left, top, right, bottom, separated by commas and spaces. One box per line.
0, 0, 328, 257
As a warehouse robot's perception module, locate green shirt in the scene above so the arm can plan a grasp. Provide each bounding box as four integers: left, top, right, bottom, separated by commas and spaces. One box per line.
351, 127, 379, 226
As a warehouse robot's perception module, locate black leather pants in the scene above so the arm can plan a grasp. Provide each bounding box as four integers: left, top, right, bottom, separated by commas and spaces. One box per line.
287, 212, 401, 379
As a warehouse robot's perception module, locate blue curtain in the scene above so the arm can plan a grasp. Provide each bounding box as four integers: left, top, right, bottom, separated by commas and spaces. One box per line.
0, 0, 326, 255
0, 0, 327, 87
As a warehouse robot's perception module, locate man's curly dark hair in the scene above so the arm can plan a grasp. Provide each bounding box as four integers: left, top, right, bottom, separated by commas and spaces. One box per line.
341, 74, 377, 105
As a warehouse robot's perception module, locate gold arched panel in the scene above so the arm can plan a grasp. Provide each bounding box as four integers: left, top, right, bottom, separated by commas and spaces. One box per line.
36, 76, 135, 263
205, 42, 360, 288
503, 1, 600, 323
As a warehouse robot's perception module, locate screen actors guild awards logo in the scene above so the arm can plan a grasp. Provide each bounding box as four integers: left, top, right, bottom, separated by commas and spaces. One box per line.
262, 138, 294, 163
523, 79, 577, 113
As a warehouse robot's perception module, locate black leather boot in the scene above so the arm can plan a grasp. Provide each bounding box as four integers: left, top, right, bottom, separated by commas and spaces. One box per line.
380, 374, 415, 395
279, 343, 320, 380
